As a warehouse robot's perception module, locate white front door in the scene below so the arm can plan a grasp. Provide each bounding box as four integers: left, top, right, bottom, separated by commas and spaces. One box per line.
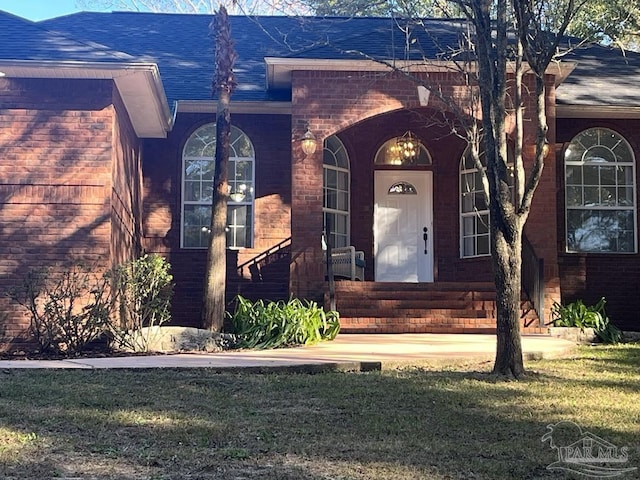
374, 171, 433, 282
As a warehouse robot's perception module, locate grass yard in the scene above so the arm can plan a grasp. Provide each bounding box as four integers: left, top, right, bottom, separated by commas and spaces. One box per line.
0, 344, 639, 480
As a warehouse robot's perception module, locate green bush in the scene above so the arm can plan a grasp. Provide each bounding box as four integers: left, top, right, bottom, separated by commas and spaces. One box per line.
8, 265, 111, 355
228, 296, 340, 349
8, 255, 174, 355
108, 254, 174, 352
551, 297, 622, 344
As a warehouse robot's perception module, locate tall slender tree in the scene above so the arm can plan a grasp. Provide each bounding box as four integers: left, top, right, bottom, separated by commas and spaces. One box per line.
447, 0, 576, 376
201, 6, 236, 331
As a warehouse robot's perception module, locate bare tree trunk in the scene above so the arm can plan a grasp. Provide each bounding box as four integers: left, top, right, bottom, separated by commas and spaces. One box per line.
202, 7, 236, 331
491, 225, 525, 377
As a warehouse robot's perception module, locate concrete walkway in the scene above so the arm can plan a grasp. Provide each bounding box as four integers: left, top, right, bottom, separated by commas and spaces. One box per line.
0, 334, 575, 370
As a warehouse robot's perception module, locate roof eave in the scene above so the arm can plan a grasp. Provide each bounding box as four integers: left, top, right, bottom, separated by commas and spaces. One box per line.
175, 99, 292, 115
265, 57, 577, 90
0, 60, 172, 138
557, 104, 640, 119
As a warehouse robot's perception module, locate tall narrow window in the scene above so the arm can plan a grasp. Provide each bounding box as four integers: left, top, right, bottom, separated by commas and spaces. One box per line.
565, 128, 636, 253
323, 135, 350, 248
459, 148, 514, 258
460, 149, 490, 257
181, 123, 255, 249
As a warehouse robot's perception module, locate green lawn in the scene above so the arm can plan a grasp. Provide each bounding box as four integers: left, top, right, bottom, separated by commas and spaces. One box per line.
0, 344, 639, 479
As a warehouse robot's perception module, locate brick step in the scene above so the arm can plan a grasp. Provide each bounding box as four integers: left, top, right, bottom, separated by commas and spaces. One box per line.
339, 317, 546, 334
327, 281, 543, 335
338, 308, 495, 318
333, 281, 496, 294
337, 301, 536, 315
335, 291, 498, 303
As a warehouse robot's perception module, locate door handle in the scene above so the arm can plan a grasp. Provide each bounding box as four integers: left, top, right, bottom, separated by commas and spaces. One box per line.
423, 227, 428, 254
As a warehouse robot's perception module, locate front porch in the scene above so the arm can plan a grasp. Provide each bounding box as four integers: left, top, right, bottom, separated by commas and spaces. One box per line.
326, 281, 547, 334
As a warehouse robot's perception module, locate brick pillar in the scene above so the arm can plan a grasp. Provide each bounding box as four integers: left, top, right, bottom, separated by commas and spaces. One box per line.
522, 74, 561, 323
289, 118, 325, 301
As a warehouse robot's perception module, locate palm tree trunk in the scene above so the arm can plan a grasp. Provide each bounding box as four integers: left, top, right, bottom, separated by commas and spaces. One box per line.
202, 7, 236, 331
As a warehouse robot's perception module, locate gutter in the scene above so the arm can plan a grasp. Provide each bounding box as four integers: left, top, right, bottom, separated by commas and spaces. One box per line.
0, 60, 172, 138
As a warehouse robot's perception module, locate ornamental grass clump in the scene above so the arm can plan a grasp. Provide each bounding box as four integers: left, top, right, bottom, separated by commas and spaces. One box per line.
228, 295, 340, 349
551, 297, 623, 344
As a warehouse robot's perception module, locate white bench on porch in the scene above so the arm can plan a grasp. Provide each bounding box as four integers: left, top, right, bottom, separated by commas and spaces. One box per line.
327, 246, 365, 281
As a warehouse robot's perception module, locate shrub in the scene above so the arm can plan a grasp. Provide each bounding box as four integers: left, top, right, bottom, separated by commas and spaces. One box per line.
228, 296, 340, 349
551, 297, 622, 344
8, 265, 111, 355
108, 254, 174, 352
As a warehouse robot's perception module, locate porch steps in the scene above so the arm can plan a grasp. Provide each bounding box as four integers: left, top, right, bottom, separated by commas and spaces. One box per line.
328, 281, 545, 334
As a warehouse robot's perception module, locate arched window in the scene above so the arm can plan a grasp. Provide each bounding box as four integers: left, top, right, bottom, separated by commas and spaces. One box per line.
181, 123, 255, 249
460, 149, 490, 257
564, 128, 636, 253
323, 135, 350, 248
374, 134, 432, 166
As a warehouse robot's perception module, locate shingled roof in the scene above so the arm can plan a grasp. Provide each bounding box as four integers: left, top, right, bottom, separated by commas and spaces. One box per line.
0, 10, 132, 62
2, 10, 640, 109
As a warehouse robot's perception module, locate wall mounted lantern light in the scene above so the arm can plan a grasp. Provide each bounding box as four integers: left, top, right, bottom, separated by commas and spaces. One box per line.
300, 125, 318, 156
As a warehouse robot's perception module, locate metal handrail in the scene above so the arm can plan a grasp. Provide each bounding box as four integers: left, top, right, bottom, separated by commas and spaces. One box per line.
521, 234, 545, 326
236, 237, 291, 278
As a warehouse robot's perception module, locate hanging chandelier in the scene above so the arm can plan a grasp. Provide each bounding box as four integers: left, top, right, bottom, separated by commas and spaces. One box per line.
396, 131, 421, 163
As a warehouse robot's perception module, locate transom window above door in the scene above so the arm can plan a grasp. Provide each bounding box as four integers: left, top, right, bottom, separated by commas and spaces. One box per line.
375, 133, 432, 166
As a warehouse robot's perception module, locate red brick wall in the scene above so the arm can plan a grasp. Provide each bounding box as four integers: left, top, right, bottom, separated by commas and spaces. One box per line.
556, 117, 640, 330
111, 86, 143, 266
338, 108, 496, 282
291, 70, 558, 307
142, 113, 292, 327
0, 78, 115, 348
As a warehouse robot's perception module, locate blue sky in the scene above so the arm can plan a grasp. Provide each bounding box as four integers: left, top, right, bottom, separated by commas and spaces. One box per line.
0, 0, 104, 21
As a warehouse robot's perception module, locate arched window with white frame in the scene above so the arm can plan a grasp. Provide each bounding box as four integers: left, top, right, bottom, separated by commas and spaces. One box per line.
564, 127, 637, 253
181, 123, 255, 249
323, 135, 350, 248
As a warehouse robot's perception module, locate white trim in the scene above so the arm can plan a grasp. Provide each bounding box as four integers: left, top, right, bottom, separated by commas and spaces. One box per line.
564, 127, 638, 254
175, 100, 292, 114
0, 60, 172, 138
459, 162, 491, 259
323, 135, 350, 247
180, 124, 256, 249
557, 105, 640, 119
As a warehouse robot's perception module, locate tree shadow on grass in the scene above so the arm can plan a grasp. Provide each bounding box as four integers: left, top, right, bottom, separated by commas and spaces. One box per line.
1, 361, 637, 480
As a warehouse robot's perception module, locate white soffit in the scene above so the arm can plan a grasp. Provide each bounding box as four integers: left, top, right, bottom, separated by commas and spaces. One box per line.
176, 100, 292, 114
557, 105, 640, 119
0, 61, 171, 138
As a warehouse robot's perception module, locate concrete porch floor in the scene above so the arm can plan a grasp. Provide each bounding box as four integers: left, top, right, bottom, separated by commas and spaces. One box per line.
0, 333, 576, 370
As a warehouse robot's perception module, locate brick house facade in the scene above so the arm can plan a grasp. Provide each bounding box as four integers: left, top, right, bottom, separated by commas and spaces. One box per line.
1, 12, 639, 349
